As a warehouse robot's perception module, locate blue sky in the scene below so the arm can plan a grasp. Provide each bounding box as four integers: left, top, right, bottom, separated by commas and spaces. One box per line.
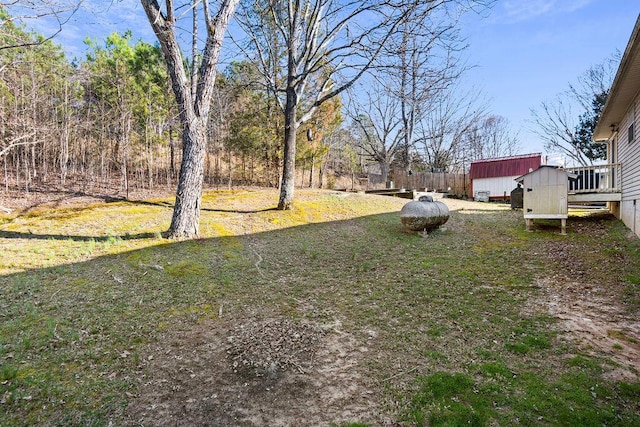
460, 0, 639, 156
11, 0, 640, 158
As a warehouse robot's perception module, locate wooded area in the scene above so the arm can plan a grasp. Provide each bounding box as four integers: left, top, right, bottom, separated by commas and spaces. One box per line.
1, 1, 524, 235
0, 21, 289, 196
0, 10, 365, 197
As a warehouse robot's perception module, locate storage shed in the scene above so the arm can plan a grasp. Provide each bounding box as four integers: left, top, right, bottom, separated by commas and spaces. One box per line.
516, 165, 576, 234
469, 153, 542, 201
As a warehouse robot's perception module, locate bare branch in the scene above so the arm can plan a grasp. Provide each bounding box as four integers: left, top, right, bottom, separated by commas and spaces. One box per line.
0, 1, 83, 50
0, 132, 38, 157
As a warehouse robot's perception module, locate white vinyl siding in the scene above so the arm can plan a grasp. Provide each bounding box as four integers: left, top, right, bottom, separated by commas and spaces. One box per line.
618, 96, 640, 235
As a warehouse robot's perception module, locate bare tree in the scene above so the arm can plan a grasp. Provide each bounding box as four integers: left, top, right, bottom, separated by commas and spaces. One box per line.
0, 25, 72, 191
417, 84, 486, 172
339, 0, 494, 186
140, 0, 239, 238
530, 54, 619, 167
237, 0, 474, 209
378, 4, 471, 172
462, 115, 521, 161
0, 1, 83, 50
237, 0, 494, 208
347, 82, 404, 185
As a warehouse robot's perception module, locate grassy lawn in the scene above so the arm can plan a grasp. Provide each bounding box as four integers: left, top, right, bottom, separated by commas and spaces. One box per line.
1, 189, 639, 425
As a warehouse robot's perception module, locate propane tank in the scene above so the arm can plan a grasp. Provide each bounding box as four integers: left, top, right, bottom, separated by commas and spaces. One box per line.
400, 197, 449, 231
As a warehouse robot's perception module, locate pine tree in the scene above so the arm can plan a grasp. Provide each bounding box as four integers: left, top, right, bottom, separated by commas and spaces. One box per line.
572, 91, 608, 162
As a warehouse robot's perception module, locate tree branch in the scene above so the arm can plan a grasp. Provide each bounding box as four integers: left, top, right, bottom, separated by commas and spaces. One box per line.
0, 132, 38, 157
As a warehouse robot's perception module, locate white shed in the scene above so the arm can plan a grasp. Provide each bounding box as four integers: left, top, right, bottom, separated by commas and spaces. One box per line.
469, 153, 542, 201
516, 166, 576, 234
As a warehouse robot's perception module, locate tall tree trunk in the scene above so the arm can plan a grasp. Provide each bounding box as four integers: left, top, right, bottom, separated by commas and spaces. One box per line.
3, 156, 8, 192
60, 125, 69, 186
169, 124, 176, 179
60, 81, 70, 187
227, 145, 232, 190
121, 113, 131, 199
278, 86, 298, 209
141, 0, 239, 239
168, 118, 206, 238
319, 164, 325, 189
380, 160, 390, 186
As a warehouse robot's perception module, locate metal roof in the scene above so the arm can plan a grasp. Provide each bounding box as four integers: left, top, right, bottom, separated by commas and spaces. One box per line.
594, 14, 640, 141
469, 153, 542, 179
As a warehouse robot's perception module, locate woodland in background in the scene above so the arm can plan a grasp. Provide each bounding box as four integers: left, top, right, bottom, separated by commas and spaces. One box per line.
0, 6, 519, 200
0, 20, 297, 197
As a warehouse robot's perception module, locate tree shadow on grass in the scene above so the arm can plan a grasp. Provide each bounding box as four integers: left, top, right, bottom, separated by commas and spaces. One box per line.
6, 188, 281, 215
97, 196, 279, 214
0, 206, 279, 241
2, 207, 637, 426
0, 230, 159, 242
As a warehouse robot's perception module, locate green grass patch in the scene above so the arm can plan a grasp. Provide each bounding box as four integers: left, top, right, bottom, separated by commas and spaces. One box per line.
505, 317, 555, 354
0, 190, 639, 425
404, 357, 634, 426
406, 371, 490, 426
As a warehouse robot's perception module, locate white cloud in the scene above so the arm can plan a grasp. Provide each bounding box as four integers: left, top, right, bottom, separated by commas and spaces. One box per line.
501, 0, 594, 22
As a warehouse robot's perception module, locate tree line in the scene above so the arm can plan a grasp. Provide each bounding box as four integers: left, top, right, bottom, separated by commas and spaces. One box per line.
2, 1, 527, 238
0, 12, 287, 196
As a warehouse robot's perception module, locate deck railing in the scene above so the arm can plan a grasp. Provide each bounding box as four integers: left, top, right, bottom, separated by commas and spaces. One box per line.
565, 163, 621, 193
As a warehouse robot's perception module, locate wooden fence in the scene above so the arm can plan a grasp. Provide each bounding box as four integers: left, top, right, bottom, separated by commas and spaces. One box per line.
388, 171, 471, 197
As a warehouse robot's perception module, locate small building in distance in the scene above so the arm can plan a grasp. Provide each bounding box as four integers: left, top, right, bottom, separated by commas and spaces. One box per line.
469, 153, 542, 201
516, 165, 576, 235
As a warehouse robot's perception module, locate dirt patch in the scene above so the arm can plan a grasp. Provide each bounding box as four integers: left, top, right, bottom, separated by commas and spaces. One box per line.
0, 185, 171, 214
124, 316, 385, 426
529, 218, 640, 382
533, 277, 640, 382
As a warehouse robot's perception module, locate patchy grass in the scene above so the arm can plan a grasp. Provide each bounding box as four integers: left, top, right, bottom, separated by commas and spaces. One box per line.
0, 189, 639, 425
404, 360, 629, 426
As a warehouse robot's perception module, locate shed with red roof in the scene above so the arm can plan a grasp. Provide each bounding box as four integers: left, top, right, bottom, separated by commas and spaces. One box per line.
469, 153, 542, 201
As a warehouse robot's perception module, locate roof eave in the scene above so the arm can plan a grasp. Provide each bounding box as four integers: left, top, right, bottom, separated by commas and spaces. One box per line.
594, 14, 640, 141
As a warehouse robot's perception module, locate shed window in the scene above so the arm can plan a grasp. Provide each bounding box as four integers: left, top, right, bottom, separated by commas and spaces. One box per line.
629, 123, 635, 143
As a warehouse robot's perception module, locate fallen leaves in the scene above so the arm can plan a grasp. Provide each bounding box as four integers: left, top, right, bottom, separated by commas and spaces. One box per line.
226, 318, 325, 377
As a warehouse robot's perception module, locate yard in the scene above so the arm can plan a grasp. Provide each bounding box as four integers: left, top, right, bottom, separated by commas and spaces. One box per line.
0, 188, 639, 426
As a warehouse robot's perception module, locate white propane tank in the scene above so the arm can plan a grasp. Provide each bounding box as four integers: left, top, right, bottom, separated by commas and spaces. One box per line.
400, 197, 450, 231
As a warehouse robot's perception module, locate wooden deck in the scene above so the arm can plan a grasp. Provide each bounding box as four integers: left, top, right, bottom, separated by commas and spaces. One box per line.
566, 163, 622, 203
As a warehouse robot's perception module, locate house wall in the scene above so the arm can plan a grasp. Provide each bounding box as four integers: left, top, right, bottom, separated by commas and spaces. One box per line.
471, 176, 520, 199
618, 94, 640, 237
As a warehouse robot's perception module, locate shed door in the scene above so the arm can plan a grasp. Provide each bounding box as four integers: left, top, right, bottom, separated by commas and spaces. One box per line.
524, 183, 567, 216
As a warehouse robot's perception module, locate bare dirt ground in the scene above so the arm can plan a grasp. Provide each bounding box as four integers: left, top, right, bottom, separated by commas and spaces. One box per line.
123, 316, 388, 426
2, 189, 638, 425
0, 185, 166, 214
533, 223, 640, 383
536, 275, 640, 382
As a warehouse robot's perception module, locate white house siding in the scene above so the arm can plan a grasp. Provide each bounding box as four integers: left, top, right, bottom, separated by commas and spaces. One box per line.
472, 176, 520, 199
618, 96, 640, 236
